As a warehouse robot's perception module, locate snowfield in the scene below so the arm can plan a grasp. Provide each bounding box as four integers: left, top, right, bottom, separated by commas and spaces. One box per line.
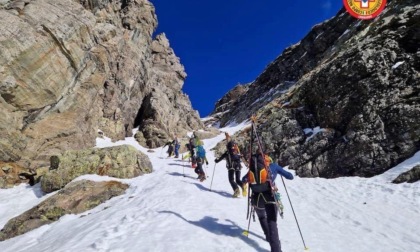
1, 122, 419, 252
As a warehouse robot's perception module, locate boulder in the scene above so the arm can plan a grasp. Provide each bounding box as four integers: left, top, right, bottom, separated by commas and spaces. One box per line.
41, 145, 152, 193
0, 179, 128, 241
392, 165, 420, 184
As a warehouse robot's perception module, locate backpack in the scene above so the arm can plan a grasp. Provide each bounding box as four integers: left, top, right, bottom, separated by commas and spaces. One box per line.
196, 145, 206, 158
248, 154, 271, 193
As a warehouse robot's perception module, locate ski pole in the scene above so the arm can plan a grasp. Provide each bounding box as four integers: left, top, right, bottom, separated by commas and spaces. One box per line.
246, 121, 254, 219
160, 147, 164, 158
204, 159, 209, 177
243, 206, 254, 237
209, 163, 217, 191
280, 176, 308, 250
182, 154, 185, 177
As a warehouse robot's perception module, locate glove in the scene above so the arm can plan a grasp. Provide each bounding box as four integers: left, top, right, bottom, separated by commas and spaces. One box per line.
214, 158, 219, 163
206, 161, 209, 165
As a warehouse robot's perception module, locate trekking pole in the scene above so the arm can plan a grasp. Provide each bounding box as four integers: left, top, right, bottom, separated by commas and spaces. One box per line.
204, 160, 209, 177
246, 122, 254, 219
280, 176, 309, 250
251, 116, 306, 247
182, 154, 185, 177
242, 206, 254, 237
209, 163, 217, 191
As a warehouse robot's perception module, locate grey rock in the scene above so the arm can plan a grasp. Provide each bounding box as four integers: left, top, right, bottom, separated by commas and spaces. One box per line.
0, 179, 129, 241
392, 165, 420, 183
211, 0, 420, 178
0, 0, 202, 170
134, 33, 203, 148
41, 145, 152, 193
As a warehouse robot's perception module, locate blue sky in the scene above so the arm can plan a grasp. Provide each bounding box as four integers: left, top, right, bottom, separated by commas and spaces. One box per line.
151, 0, 344, 117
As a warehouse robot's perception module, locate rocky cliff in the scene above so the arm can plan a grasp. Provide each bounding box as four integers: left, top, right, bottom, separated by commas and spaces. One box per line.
211, 0, 420, 178
0, 0, 203, 170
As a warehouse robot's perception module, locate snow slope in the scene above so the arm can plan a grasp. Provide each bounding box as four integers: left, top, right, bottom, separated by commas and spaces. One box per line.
0, 122, 419, 252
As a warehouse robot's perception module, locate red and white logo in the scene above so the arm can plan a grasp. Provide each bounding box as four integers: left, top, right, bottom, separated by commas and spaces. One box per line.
343, 0, 387, 20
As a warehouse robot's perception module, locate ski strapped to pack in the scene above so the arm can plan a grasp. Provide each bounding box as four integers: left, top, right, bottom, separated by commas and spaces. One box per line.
249, 115, 309, 250
250, 116, 277, 197
246, 119, 254, 221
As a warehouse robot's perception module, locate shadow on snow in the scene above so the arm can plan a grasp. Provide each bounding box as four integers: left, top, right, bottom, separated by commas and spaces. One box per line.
159, 210, 268, 251
168, 163, 190, 168
187, 182, 234, 199
166, 172, 196, 179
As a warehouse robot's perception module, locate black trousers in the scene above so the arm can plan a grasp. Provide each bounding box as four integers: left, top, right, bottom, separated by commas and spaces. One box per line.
253, 192, 281, 252
228, 169, 243, 191
194, 157, 205, 175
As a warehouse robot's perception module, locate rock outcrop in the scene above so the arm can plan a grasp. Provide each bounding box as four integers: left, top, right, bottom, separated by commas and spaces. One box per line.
204, 84, 249, 127
392, 165, 420, 183
192, 128, 221, 141
0, 0, 203, 170
211, 0, 420, 178
41, 144, 152, 193
0, 161, 28, 188
134, 34, 203, 148
0, 179, 129, 241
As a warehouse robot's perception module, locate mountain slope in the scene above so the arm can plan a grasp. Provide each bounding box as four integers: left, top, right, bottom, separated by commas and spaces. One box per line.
210, 0, 420, 178
0, 124, 419, 252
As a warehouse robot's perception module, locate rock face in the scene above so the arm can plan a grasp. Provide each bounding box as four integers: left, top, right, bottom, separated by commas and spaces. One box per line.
211, 84, 249, 123
41, 145, 152, 193
0, 0, 203, 170
134, 34, 203, 148
0, 179, 129, 241
203, 84, 249, 128
211, 0, 420, 178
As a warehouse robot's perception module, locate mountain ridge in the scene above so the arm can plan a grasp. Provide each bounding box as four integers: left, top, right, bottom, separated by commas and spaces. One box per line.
210, 0, 420, 179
